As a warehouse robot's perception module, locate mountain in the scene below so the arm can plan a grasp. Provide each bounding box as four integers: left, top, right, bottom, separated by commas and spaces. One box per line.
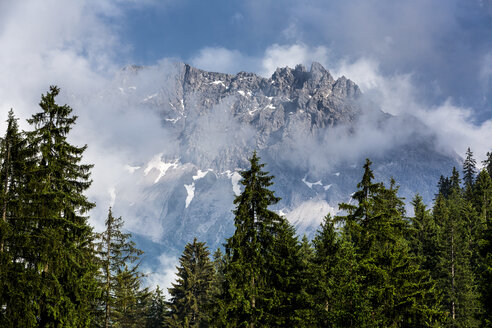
101, 62, 459, 267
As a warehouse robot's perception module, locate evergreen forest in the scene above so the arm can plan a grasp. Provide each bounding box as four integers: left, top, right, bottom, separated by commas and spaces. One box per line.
1, 86, 492, 327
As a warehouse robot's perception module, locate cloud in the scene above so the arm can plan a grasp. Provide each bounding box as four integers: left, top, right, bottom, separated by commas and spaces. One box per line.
329, 56, 492, 164
260, 44, 329, 77
190, 47, 257, 74
241, 0, 492, 119
143, 252, 178, 296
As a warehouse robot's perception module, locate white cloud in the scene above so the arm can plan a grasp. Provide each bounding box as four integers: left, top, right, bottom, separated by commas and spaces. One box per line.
143, 252, 178, 296
260, 43, 329, 77
190, 43, 330, 78
190, 47, 256, 74
329, 56, 492, 164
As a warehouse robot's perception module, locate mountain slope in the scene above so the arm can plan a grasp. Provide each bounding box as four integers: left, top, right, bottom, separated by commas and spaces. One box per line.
104, 62, 459, 257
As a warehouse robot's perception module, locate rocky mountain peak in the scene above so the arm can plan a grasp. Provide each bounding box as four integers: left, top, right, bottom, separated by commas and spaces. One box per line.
109, 61, 459, 256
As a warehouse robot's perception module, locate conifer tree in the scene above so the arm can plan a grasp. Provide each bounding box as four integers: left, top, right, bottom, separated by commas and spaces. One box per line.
463, 147, 477, 188
145, 286, 167, 328
337, 159, 441, 326
95, 207, 145, 328
437, 175, 452, 199
311, 215, 339, 326
166, 238, 214, 328
0, 109, 38, 327
450, 167, 462, 193
475, 169, 492, 326
433, 190, 480, 327
220, 151, 311, 327
222, 151, 283, 327
483, 151, 492, 178
262, 218, 311, 327
25, 86, 98, 327
112, 265, 151, 328
208, 248, 226, 326
408, 195, 440, 273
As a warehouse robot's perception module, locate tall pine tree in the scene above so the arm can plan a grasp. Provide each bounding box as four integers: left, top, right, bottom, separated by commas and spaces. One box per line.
0, 109, 39, 327
166, 238, 214, 328
95, 207, 146, 328
25, 86, 98, 327
221, 151, 307, 327
337, 159, 441, 327
433, 189, 480, 327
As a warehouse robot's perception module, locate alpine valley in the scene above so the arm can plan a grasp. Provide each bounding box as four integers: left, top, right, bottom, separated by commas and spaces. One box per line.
97, 62, 460, 266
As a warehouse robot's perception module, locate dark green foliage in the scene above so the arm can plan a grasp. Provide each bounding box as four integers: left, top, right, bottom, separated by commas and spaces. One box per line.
112, 265, 151, 328
221, 152, 311, 327
433, 190, 481, 327
166, 238, 214, 328
337, 159, 441, 327
145, 286, 167, 328
483, 152, 492, 178
222, 151, 282, 327
95, 208, 146, 328
25, 86, 98, 327
475, 169, 492, 326
311, 215, 370, 327
262, 219, 311, 327
408, 195, 440, 273
437, 175, 452, 199
463, 147, 477, 189
0, 109, 39, 327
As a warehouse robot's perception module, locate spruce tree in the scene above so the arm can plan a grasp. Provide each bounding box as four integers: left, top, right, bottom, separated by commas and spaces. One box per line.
337, 159, 441, 326
463, 148, 477, 200
450, 167, 462, 193
112, 264, 150, 328
434, 190, 480, 327
408, 195, 440, 273
262, 218, 311, 327
437, 175, 452, 199
463, 147, 477, 188
0, 109, 39, 327
311, 215, 339, 326
145, 286, 167, 328
166, 238, 214, 328
475, 169, 492, 326
25, 86, 98, 327
222, 151, 283, 327
483, 151, 492, 178
95, 207, 145, 328
221, 151, 310, 327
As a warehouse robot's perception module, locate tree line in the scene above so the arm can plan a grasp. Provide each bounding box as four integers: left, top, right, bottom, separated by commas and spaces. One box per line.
1, 87, 491, 327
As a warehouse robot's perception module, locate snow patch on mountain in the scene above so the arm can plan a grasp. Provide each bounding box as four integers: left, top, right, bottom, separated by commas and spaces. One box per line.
224, 170, 242, 196
211, 80, 225, 86
193, 169, 212, 180
143, 93, 158, 102
184, 183, 195, 208
302, 176, 323, 189
144, 154, 179, 183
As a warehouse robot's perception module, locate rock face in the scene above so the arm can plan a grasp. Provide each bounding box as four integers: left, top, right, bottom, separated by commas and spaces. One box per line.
110, 62, 459, 258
